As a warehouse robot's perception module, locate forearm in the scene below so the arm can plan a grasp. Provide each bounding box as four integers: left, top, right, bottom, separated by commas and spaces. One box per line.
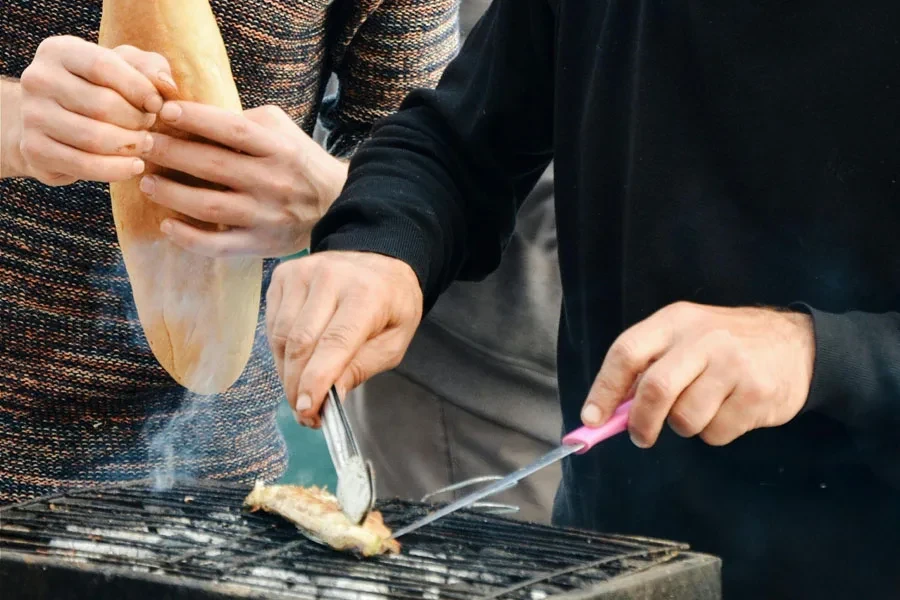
0, 77, 27, 179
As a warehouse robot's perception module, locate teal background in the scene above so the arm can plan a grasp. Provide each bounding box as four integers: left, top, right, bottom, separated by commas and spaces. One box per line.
274, 250, 338, 491
275, 403, 338, 490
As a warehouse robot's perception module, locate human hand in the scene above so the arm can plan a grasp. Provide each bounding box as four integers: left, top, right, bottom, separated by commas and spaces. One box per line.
266, 251, 423, 427
13, 35, 173, 185
139, 101, 349, 258
581, 302, 816, 447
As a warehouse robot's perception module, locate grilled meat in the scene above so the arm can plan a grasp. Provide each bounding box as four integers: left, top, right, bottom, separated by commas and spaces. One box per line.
243, 482, 400, 557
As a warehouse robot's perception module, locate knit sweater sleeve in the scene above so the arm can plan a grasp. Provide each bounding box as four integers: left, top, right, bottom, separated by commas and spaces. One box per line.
319, 0, 460, 158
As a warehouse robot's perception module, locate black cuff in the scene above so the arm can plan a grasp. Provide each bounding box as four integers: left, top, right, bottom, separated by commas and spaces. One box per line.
790, 302, 869, 425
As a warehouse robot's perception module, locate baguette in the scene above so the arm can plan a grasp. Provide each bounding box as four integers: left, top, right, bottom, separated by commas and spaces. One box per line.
98, 0, 261, 394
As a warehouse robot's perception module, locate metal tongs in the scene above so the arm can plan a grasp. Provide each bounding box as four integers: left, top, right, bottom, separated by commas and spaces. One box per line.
391, 400, 634, 539
320, 385, 375, 524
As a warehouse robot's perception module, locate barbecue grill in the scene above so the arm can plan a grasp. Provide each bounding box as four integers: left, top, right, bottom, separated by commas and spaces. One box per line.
0, 479, 721, 599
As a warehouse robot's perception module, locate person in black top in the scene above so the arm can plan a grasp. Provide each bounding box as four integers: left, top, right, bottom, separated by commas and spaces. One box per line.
264, 1, 900, 597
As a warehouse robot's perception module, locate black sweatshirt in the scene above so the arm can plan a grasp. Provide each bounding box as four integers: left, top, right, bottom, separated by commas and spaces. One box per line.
312, 1, 900, 596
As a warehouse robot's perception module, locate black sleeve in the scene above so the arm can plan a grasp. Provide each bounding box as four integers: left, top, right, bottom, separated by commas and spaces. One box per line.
794, 303, 900, 485
310, 0, 556, 312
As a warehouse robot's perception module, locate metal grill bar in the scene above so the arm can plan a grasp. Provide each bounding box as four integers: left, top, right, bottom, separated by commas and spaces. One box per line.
0, 479, 711, 600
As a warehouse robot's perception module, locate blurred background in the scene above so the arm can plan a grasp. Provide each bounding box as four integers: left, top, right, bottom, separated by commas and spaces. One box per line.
275, 402, 336, 490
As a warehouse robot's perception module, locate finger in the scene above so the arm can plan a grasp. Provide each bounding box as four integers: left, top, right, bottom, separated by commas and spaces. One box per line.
333, 328, 411, 396
20, 131, 145, 182
298, 329, 412, 431
141, 175, 259, 227
295, 299, 381, 419
28, 98, 153, 157
157, 101, 278, 156
158, 219, 268, 258
57, 38, 165, 112
21, 64, 155, 131
112, 45, 177, 100
626, 342, 710, 448
265, 270, 288, 380
146, 132, 259, 190
582, 316, 674, 427
667, 365, 736, 439
281, 282, 340, 413
699, 388, 754, 446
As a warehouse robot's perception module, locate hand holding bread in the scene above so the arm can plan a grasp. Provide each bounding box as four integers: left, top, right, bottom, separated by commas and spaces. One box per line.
13, 35, 173, 186
139, 100, 348, 258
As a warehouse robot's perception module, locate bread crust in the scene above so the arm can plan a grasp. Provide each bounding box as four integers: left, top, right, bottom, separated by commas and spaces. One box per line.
98, 0, 261, 394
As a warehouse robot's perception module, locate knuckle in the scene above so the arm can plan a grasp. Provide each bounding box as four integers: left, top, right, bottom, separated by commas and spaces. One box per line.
201, 198, 227, 223
667, 409, 699, 437
269, 176, 297, 200
638, 373, 674, 404
86, 54, 111, 82
285, 328, 317, 351
229, 119, 252, 143
668, 300, 695, 316
112, 44, 139, 57
20, 65, 55, 96
344, 360, 368, 389
88, 91, 119, 121
36, 35, 67, 55
744, 378, 776, 404
609, 335, 641, 368
319, 324, 357, 349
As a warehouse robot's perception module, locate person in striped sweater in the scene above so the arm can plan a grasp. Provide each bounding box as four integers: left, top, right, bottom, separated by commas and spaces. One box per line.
0, 0, 458, 504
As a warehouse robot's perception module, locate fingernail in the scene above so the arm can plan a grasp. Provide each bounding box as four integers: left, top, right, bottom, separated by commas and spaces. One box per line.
630, 432, 650, 449
141, 133, 154, 154
158, 71, 177, 89
160, 220, 173, 235
131, 159, 145, 175
296, 393, 312, 412
139, 175, 155, 195
159, 102, 182, 121
581, 404, 603, 426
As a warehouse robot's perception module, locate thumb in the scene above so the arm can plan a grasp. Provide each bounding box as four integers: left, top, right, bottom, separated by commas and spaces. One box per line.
581, 377, 641, 427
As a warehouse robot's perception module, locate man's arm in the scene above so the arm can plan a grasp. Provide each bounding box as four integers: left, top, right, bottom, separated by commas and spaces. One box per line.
312, 0, 556, 310
318, 0, 461, 158
797, 305, 900, 482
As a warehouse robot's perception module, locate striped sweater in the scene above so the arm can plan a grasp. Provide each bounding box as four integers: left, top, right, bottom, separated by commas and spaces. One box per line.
0, 0, 458, 504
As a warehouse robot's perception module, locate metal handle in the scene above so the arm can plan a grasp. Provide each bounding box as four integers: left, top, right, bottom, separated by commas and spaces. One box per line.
320, 386, 374, 524
321, 386, 360, 467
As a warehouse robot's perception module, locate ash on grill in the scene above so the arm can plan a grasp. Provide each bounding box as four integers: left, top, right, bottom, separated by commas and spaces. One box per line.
0, 479, 721, 599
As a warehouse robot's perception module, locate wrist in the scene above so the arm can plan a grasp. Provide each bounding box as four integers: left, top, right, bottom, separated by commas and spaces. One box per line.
314, 152, 349, 215
0, 79, 29, 179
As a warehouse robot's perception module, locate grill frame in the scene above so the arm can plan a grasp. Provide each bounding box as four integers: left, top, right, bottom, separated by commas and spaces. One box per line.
0, 479, 722, 600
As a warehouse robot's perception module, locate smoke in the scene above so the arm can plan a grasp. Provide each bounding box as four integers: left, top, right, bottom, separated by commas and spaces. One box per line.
100, 238, 224, 492
147, 391, 215, 492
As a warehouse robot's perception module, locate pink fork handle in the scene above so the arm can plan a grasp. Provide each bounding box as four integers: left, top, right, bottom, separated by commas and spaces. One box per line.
561, 400, 633, 455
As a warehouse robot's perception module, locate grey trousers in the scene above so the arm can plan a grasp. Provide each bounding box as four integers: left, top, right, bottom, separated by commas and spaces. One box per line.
346, 371, 561, 524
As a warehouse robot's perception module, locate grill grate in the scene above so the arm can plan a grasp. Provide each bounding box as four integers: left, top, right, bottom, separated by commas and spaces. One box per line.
0, 479, 720, 599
